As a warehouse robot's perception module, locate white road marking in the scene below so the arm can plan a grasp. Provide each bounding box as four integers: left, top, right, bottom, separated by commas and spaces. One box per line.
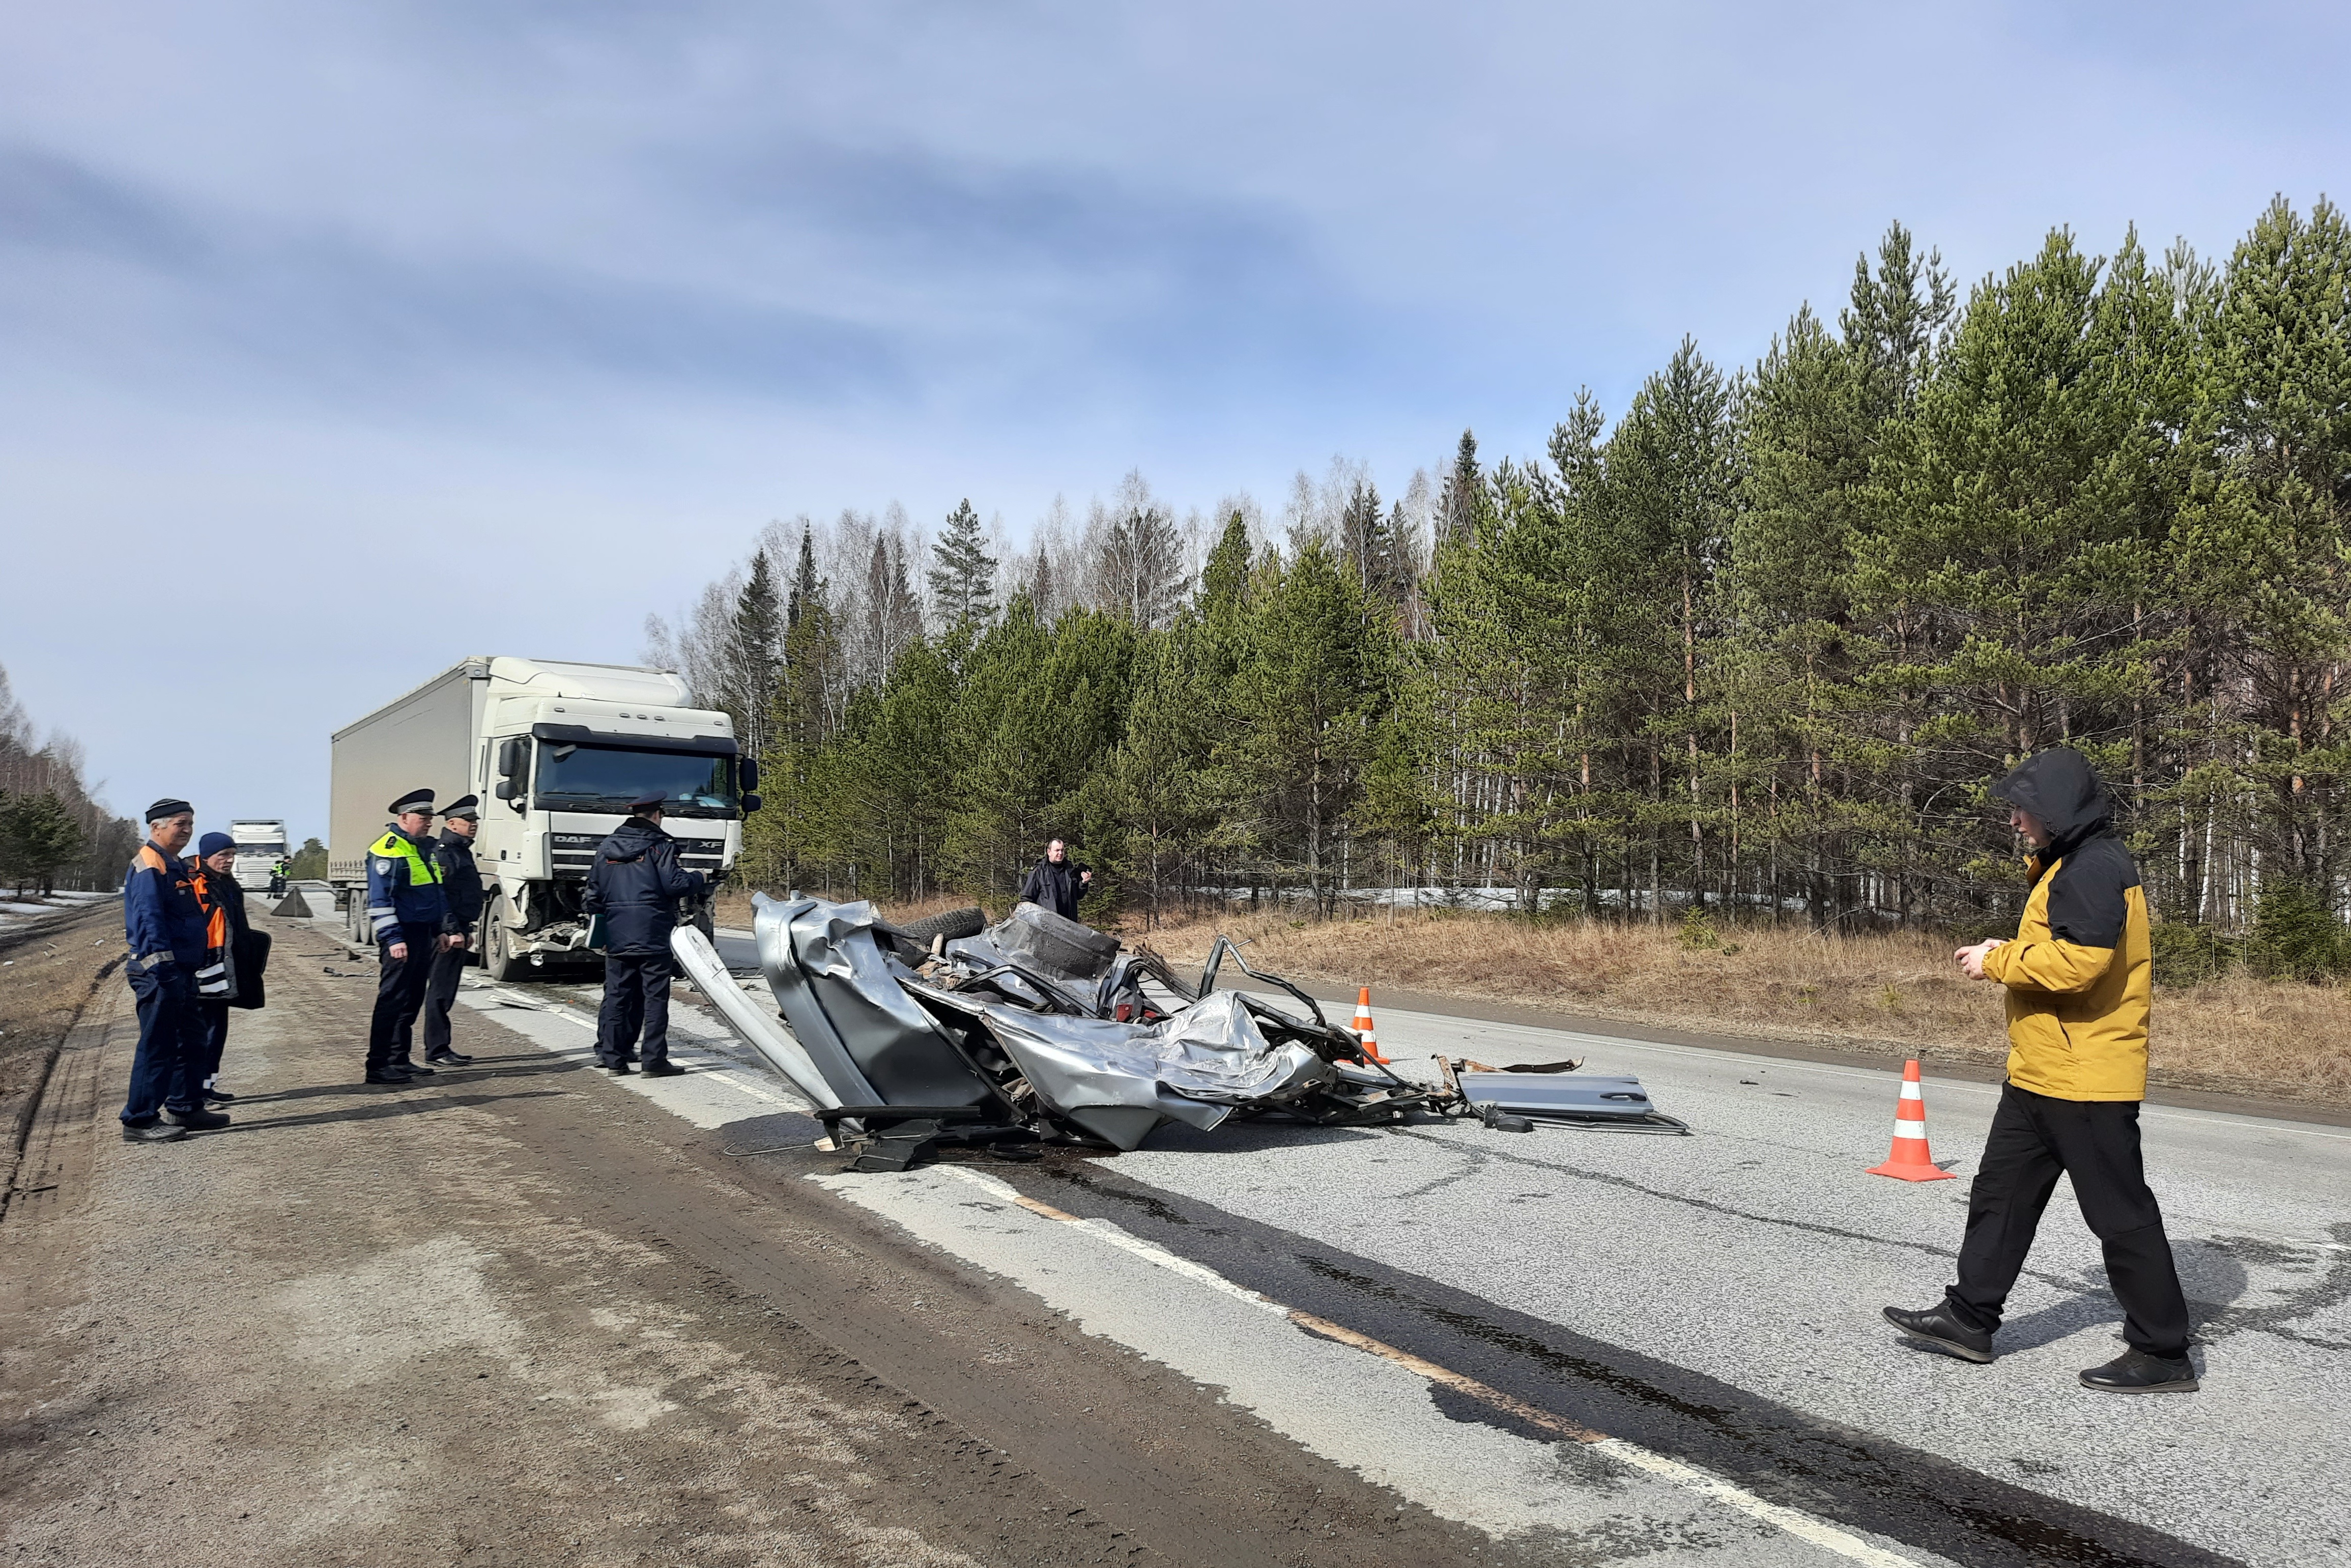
926, 1164, 1930, 1568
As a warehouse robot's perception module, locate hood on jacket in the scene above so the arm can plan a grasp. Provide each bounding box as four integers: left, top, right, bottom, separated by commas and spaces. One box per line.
600, 816, 669, 860
1990, 746, 2113, 850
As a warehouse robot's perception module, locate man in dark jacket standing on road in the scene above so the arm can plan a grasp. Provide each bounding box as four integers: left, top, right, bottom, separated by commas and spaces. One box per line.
364, 789, 457, 1085
420, 795, 486, 1068
120, 799, 223, 1142
1017, 838, 1091, 923
584, 791, 706, 1076
1885, 747, 2197, 1394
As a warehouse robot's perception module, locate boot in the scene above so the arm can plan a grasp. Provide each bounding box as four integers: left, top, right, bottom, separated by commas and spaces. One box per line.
364, 1063, 414, 1085
2080, 1349, 2198, 1393
396, 1056, 437, 1076
1882, 1302, 1994, 1363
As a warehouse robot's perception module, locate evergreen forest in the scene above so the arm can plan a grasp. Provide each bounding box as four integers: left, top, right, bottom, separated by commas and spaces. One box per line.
649, 201, 2351, 970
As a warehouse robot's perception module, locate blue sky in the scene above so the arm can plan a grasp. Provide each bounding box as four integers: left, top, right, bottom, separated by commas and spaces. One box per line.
3, 0, 2344, 844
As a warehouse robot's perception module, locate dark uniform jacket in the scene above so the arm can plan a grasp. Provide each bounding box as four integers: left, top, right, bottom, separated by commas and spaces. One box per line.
583, 816, 707, 956
1018, 857, 1087, 922
1984, 748, 2153, 1102
435, 829, 485, 939
365, 823, 448, 942
123, 841, 208, 977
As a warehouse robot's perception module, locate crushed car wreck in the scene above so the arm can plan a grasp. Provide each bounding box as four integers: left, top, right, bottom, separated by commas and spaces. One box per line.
667, 893, 1682, 1170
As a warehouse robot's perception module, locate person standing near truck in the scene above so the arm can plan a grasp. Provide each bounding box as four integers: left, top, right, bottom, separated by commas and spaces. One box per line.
1884, 746, 2196, 1393
583, 791, 706, 1077
420, 795, 484, 1068
363, 789, 458, 1085
120, 799, 223, 1142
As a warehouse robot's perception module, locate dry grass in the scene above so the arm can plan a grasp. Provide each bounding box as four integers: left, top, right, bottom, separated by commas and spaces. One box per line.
1, 905, 124, 1189
1134, 907, 2351, 1108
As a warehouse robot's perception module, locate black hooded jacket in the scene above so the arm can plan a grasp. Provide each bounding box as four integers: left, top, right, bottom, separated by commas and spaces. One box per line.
1988, 746, 2134, 948
583, 816, 708, 957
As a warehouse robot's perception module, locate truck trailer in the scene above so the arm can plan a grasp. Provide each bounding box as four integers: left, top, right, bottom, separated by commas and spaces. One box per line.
329, 656, 760, 980
226, 818, 289, 893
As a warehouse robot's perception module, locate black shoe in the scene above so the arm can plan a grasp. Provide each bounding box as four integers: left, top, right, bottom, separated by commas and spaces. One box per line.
364, 1067, 414, 1085
426, 1050, 473, 1066
2080, 1349, 2199, 1393
204, 1087, 237, 1104
606, 1061, 635, 1075
161, 1106, 231, 1131
1883, 1302, 1995, 1363
121, 1120, 189, 1144
641, 1061, 685, 1078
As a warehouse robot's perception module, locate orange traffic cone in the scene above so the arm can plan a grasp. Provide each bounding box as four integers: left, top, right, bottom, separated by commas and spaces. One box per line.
1351, 986, 1390, 1064
1867, 1059, 1956, 1181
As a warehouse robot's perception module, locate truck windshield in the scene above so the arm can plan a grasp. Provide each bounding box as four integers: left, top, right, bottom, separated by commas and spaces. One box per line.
534, 745, 739, 816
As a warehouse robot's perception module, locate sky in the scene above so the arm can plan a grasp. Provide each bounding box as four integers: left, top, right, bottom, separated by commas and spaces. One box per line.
3, 0, 2345, 846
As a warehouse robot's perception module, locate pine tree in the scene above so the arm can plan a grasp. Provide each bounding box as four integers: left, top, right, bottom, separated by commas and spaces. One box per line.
719, 550, 784, 762
928, 499, 998, 628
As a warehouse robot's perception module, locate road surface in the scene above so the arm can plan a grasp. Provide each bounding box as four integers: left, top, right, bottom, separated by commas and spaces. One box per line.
7, 909, 2342, 1566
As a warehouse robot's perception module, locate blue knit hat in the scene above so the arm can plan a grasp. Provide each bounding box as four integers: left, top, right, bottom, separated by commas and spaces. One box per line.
197, 832, 235, 858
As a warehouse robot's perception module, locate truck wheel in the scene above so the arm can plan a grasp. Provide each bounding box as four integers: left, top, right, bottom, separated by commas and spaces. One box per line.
482, 896, 525, 983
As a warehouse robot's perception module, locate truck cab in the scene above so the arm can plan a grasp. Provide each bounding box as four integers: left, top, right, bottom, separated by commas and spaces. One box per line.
329, 657, 761, 980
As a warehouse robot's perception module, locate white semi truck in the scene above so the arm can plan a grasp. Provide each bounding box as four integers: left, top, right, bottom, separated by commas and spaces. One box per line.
328, 656, 760, 980
226, 818, 289, 893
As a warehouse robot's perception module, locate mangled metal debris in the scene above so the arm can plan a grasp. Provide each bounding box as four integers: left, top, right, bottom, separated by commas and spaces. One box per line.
1440, 1058, 1691, 1135
681, 893, 1681, 1168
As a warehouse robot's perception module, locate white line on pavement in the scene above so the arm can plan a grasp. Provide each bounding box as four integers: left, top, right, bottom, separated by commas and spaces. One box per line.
929, 1164, 1928, 1568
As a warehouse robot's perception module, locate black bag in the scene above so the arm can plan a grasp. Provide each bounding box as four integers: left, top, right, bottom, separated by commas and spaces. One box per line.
229, 926, 273, 1011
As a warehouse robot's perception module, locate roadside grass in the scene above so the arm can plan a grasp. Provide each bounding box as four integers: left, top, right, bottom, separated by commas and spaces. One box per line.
0, 905, 123, 1189
1131, 907, 2351, 1108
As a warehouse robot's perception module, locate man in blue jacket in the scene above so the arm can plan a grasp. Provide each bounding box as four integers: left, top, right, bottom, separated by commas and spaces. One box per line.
583, 791, 706, 1076
364, 789, 456, 1085
121, 799, 225, 1141
420, 795, 485, 1067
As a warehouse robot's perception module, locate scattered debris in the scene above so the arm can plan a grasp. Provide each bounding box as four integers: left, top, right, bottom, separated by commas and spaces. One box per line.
1439, 1058, 1689, 1135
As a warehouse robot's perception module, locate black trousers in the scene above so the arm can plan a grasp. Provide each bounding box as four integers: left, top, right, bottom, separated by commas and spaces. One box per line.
194, 999, 230, 1083
420, 942, 468, 1056
1946, 1082, 2192, 1358
596, 951, 673, 1067
367, 923, 439, 1069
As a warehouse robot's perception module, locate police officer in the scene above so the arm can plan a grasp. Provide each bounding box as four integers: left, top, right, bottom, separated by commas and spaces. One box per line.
120, 799, 224, 1142
363, 789, 457, 1085
420, 794, 485, 1067
583, 790, 706, 1076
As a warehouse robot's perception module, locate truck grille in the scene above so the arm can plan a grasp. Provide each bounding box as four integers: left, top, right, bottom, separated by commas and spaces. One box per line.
550, 833, 723, 879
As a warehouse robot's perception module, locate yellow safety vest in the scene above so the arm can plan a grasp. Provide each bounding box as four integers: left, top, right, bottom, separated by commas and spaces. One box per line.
369, 830, 443, 889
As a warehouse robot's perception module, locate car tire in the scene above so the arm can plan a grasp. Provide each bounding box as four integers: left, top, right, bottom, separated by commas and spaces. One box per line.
893, 905, 987, 945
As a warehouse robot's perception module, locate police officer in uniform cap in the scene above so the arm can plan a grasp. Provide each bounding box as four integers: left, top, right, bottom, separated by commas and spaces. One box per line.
420, 794, 486, 1067
363, 789, 458, 1084
583, 789, 706, 1076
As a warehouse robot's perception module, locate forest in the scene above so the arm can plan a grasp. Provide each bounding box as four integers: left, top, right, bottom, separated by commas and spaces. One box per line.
647, 199, 2351, 977
0, 665, 138, 895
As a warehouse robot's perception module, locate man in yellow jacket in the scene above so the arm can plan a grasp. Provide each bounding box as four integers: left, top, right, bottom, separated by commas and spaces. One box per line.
1884, 747, 2197, 1393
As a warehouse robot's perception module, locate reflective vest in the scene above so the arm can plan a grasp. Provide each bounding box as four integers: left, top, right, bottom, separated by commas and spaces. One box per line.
370, 830, 443, 890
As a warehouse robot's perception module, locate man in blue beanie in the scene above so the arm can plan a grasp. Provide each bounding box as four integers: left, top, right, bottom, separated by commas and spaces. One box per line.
188, 832, 253, 1103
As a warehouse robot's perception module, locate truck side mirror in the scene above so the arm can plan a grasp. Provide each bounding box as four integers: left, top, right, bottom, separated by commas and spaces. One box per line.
738, 758, 760, 792
496, 738, 524, 778
494, 780, 518, 802
741, 793, 763, 813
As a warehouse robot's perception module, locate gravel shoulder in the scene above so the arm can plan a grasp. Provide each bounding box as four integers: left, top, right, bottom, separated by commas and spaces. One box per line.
0, 913, 1506, 1568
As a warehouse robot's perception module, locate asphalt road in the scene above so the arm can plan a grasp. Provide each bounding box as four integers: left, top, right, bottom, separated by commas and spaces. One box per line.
494, 927, 2351, 1566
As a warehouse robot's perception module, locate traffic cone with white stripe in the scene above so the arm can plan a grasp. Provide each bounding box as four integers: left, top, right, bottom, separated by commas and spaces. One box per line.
1351, 986, 1390, 1065
1867, 1059, 1956, 1181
